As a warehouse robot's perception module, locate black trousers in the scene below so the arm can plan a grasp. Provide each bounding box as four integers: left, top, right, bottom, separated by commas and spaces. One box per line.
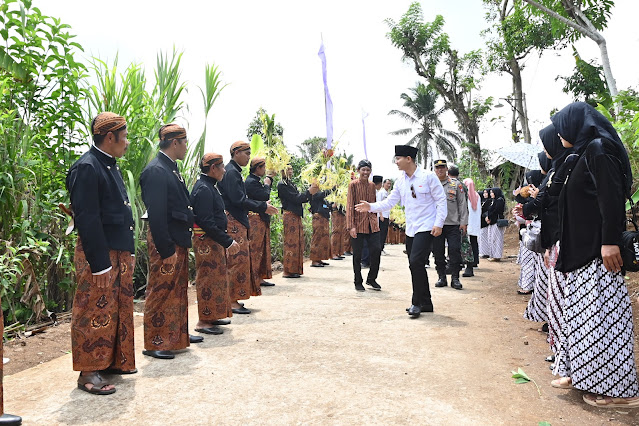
469, 235, 479, 267
406, 231, 434, 307
433, 225, 462, 276
351, 232, 381, 284
379, 218, 389, 251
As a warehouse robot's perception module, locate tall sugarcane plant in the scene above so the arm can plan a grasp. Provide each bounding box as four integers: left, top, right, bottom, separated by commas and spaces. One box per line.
181, 63, 227, 188
85, 50, 226, 291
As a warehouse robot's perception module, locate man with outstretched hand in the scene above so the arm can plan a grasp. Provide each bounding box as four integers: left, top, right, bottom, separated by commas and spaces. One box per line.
356, 145, 446, 318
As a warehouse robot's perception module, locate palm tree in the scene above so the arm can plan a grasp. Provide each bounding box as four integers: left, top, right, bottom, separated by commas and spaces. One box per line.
388, 82, 462, 166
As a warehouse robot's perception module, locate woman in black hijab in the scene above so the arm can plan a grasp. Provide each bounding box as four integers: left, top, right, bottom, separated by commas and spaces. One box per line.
484, 188, 505, 260
550, 102, 639, 407
478, 188, 492, 258
514, 171, 539, 295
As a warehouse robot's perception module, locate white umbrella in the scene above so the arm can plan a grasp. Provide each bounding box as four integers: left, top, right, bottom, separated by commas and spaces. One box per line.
496, 143, 543, 170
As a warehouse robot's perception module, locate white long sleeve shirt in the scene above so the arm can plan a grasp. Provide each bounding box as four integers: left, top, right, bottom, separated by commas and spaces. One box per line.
376, 188, 390, 219
368, 168, 447, 237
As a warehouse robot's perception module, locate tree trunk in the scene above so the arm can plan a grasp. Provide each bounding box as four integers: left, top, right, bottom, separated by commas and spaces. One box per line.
510, 60, 531, 143
596, 37, 618, 98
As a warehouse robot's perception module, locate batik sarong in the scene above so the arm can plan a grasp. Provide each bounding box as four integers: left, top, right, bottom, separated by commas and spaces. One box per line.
562, 258, 639, 397
226, 213, 259, 299
485, 223, 505, 259
517, 243, 537, 292
331, 211, 345, 257
310, 213, 331, 261
523, 252, 549, 322
479, 226, 490, 257
249, 213, 272, 286
547, 244, 569, 377
72, 238, 135, 371
144, 232, 189, 351
283, 211, 304, 275
343, 224, 352, 252
193, 232, 232, 322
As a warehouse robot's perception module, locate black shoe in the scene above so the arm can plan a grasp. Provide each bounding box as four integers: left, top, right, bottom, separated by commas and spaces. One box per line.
310, 263, 324, 267
195, 326, 223, 335
451, 276, 463, 290
283, 273, 301, 278
549, 363, 555, 371
545, 355, 555, 362
462, 266, 474, 277
541, 322, 549, 333
355, 283, 366, 292
260, 281, 275, 286
0, 414, 22, 425
366, 280, 381, 291
435, 276, 447, 287
143, 350, 175, 360
212, 319, 231, 326
189, 334, 204, 343
232, 307, 251, 314
344, 251, 352, 256
320, 261, 330, 266
408, 305, 421, 318
481, 255, 489, 259
421, 304, 434, 312
331, 257, 343, 260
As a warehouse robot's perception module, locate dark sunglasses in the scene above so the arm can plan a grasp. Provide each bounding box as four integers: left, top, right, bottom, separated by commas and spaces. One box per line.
410, 184, 416, 198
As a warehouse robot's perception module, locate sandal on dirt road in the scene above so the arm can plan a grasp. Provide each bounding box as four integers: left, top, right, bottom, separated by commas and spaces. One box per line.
583, 393, 639, 408
77, 372, 116, 395
550, 377, 573, 389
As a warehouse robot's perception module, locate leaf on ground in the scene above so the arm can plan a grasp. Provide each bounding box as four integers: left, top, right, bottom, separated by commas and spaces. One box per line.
538, 422, 551, 426
511, 367, 531, 383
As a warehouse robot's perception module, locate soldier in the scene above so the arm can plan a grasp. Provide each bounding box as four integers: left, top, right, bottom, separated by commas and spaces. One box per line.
432, 159, 468, 290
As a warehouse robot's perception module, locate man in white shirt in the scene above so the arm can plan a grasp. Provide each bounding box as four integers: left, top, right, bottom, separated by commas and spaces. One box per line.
375, 177, 391, 255
356, 145, 447, 318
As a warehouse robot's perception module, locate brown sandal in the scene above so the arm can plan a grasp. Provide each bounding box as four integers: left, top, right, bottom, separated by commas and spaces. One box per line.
77, 372, 116, 395
583, 393, 639, 408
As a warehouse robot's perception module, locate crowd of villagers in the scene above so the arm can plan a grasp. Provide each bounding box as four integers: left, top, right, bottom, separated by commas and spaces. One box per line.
1, 100, 636, 424
0, 111, 409, 413
509, 102, 639, 408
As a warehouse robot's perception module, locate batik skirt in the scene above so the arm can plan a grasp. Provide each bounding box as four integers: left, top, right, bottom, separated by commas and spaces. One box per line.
226, 213, 260, 300
72, 238, 135, 371
331, 211, 345, 257
562, 258, 639, 397
523, 252, 549, 322
249, 213, 273, 283
144, 232, 189, 351
283, 211, 304, 275
310, 214, 331, 261
193, 232, 232, 322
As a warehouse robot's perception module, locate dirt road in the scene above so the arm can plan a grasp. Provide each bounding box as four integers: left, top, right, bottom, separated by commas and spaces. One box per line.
4, 241, 639, 425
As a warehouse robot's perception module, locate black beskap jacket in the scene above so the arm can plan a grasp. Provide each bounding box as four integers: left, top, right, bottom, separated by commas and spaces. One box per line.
190, 174, 234, 248
140, 152, 194, 259
66, 146, 135, 273
245, 173, 272, 225
218, 161, 266, 229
